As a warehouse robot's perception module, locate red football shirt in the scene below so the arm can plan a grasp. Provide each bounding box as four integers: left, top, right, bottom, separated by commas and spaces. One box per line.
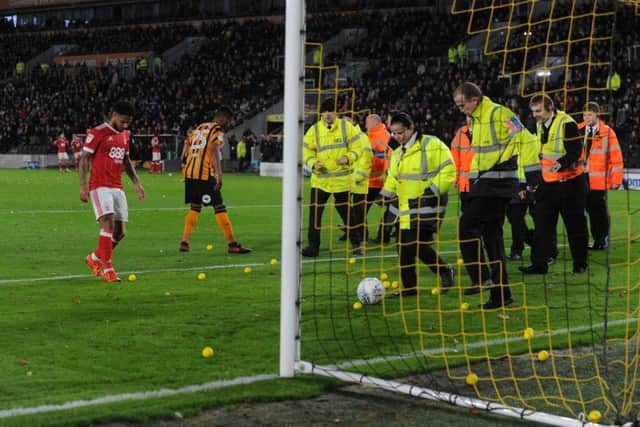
151, 136, 161, 153
71, 136, 83, 153
83, 123, 130, 190
53, 138, 68, 153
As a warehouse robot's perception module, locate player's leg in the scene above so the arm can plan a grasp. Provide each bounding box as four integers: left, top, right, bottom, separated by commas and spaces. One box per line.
112, 189, 129, 250
211, 188, 252, 254
180, 178, 205, 252
86, 188, 116, 277
58, 153, 63, 171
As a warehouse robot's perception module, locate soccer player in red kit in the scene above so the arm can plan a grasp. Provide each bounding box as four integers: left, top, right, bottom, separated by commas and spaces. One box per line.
79, 101, 145, 282
71, 133, 83, 170
53, 133, 70, 172
150, 134, 162, 173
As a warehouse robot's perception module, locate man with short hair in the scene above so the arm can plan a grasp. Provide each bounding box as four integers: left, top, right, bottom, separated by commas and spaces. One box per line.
301, 98, 367, 257
520, 94, 588, 274
579, 102, 624, 250
179, 107, 251, 254
80, 101, 145, 282
452, 82, 540, 309
53, 132, 70, 172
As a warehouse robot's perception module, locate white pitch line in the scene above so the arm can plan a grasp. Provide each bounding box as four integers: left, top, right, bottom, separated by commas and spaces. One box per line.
0, 205, 282, 215
2, 316, 634, 419
0, 252, 400, 284
0, 374, 278, 419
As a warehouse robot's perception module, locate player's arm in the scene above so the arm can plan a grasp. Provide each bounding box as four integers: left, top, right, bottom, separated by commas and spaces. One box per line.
78, 150, 93, 202
124, 153, 145, 200
209, 131, 224, 190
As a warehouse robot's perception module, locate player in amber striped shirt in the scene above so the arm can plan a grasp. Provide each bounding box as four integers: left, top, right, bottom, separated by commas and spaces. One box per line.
179, 107, 251, 254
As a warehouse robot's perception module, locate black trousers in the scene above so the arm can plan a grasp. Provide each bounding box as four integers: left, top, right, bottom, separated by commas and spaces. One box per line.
586, 189, 609, 244
308, 187, 360, 249
459, 195, 510, 301
399, 221, 448, 290
351, 193, 367, 242
506, 201, 530, 256
531, 175, 588, 270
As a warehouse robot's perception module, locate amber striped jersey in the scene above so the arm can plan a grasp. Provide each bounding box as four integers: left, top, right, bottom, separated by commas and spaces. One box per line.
183, 121, 224, 180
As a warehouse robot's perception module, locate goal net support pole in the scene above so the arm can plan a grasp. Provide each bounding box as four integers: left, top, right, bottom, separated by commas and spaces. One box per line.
279, 0, 305, 378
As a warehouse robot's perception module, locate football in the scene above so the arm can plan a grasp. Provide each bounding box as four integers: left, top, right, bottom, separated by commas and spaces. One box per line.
357, 277, 386, 305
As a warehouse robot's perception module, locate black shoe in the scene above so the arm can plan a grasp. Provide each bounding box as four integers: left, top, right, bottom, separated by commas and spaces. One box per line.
546, 257, 556, 266
179, 241, 190, 252
392, 288, 417, 297
588, 242, 608, 250
228, 242, 252, 254
573, 265, 587, 274
367, 237, 381, 245
464, 286, 482, 295
440, 267, 455, 291
301, 246, 319, 257
507, 253, 523, 261
519, 264, 548, 275
481, 297, 514, 310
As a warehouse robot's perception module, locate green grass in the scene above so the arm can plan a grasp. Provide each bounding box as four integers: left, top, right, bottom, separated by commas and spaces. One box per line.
0, 169, 639, 426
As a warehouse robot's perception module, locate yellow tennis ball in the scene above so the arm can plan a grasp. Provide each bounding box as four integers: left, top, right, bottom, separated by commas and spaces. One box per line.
244, 267, 252, 273
353, 301, 363, 310
380, 273, 388, 281
391, 281, 399, 289
383, 280, 391, 289
201, 346, 214, 358
460, 302, 470, 311
197, 272, 206, 280
456, 258, 464, 265
128, 274, 137, 282
348, 257, 357, 264
466, 373, 479, 386
206, 244, 213, 251
523, 327, 534, 340
537, 350, 549, 362
587, 410, 602, 423
270, 258, 279, 265
431, 287, 441, 296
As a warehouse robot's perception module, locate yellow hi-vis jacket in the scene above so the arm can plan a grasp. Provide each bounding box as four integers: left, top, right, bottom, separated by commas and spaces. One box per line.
351, 126, 373, 195
537, 110, 584, 182
380, 133, 455, 230
303, 118, 367, 193
469, 96, 541, 197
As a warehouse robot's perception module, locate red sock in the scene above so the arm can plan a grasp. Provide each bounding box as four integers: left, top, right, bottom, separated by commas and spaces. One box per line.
95, 228, 113, 268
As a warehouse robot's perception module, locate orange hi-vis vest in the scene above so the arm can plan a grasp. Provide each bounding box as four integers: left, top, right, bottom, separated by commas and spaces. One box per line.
537, 110, 585, 183
578, 120, 624, 190
367, 123, 391, 189
450, 124, 473, 192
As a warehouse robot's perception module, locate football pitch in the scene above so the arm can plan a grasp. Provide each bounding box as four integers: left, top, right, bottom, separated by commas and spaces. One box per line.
1, 169, 639, 427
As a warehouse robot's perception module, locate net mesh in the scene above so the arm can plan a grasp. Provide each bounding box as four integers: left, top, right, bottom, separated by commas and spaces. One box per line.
299, 2, 640, 424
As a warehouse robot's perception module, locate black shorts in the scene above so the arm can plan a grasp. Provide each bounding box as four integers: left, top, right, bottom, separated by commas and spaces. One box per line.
184, 178, 224, 206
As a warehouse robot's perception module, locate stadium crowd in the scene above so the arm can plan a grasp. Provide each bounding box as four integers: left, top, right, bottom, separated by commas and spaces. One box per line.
1, 4, 639, 168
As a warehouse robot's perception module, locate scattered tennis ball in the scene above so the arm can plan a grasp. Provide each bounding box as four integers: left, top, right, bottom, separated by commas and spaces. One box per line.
460, 302, 470, 311
128, 274, 137, 282
466, 373, 479, 386
353, 301, 363, 310
523, 327, 535, 340
431, 287, 441, 296
201, 346, 214, 358
348, 257, 357, 264
457, 258, 464, 265
244, 267, 252, 273
206, 244, 213, 251
587, 410, 602, 423
391, 281, 399, 289
270, 258, 279, 265
537, 350, 549, 362
383, 280, 391, 289
380, 273, 388, 281
197, 272, 206, 280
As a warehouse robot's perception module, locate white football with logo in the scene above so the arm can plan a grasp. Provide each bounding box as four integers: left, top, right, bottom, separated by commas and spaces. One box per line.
357, 277, 385, 305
